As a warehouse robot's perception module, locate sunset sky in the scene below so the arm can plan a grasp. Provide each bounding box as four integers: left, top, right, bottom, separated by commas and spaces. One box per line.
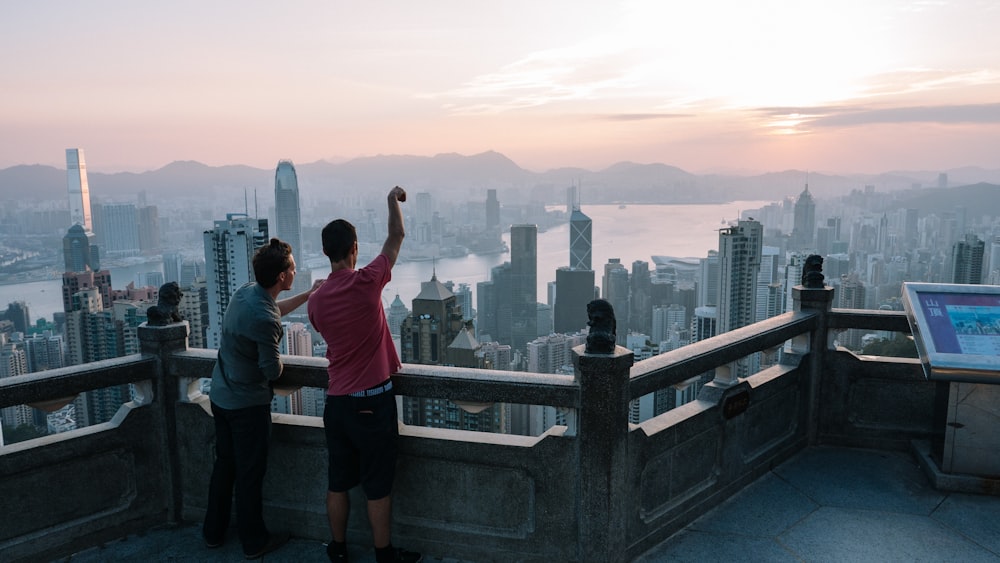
3, 1, 1000, 174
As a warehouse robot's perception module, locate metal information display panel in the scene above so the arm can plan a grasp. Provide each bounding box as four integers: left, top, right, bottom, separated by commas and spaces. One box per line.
902, 282, 1000, 383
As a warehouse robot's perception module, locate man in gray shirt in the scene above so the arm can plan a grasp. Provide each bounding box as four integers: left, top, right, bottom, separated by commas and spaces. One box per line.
203, 238, 322, 559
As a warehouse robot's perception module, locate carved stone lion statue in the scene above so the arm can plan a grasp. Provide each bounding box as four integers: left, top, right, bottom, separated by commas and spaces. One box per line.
801, 254, 825, 289
585, 299, 617, 354
146, 281, 184, 326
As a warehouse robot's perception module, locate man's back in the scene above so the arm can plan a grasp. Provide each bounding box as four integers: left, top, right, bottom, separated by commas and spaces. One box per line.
309, 253, 400, 396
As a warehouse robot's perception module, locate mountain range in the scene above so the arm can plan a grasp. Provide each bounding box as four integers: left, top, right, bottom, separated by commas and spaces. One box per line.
2, 151, 999, 207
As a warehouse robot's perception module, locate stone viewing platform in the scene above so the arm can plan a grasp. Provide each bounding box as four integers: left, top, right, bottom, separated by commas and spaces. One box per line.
3, 280, 1000, 562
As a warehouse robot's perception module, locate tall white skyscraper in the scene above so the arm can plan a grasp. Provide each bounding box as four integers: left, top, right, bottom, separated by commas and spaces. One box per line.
66, 148, 93, 231
204, 214, 269, 349
274, 160, 311, 302
274, 160, 302, 257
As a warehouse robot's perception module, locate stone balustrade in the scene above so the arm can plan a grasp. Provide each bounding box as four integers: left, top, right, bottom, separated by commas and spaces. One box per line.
0, 285, 938, 562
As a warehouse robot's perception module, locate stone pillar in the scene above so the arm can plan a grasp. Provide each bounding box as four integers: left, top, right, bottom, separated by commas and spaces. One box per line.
791, 286, 834, 445
138, 321, 190, 523
572, 343, 634, 562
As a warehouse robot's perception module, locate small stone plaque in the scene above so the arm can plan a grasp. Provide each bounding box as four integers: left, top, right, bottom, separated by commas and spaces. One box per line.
723, 389, 750, 419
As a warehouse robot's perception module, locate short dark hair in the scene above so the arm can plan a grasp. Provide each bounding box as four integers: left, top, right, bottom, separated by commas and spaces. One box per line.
253, 238, 293, 288
321, 219, 357, 263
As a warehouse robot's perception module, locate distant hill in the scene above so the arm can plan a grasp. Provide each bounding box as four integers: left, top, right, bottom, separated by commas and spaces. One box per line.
882, 183, 1000, 217
2, 151, 999, 206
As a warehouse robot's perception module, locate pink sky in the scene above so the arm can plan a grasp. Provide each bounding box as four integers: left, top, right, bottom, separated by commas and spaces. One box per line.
3, 1, 1000, 174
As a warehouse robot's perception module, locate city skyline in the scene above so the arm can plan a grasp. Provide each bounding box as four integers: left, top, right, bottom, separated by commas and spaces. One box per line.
3, 2, 1000, 175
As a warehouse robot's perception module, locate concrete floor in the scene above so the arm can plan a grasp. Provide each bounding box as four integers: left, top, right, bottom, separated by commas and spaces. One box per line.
62, 446, 1000, 562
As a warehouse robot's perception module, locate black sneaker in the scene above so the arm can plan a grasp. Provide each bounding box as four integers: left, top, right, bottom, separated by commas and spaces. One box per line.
326, 540, 349, 562
245, 530, 290, 560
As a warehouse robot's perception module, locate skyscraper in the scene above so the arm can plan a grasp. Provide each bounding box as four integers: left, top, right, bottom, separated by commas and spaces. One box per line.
791, 184, 815, 249
553, 267, 595, 334
204, 214, 269, 349
555, 203, 595, 335
274, 160, 311, 302
629, 260, 652, 336
951, 233, 985, 284
718, 219, 763, 378
66, 148, 92, 231
96, 202, 140, 257
570, 207, 592, 270
63, 224, 101, 273
603, 259, 630, 345
510, 225, 538, 352
485, 189, 500, 231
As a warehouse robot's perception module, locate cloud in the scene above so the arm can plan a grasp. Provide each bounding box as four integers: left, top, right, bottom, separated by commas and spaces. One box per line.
601, 113, 691, 121
809, 103, 1000, 127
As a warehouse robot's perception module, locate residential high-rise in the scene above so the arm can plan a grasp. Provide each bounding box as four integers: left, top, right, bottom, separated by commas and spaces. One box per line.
755, 246, 780, 323
178, 278, 209, 349
510, 225, 538, 352
989, 235, 1000, 285
61, 270, 113, 313
718, 219, 763, 379
603, 259, 630, 345
274, 161, 311, 304
837, 273, 867, 350
629, 260, 652, 336
66, 148, 93, 231
951, 233, 985, 284
791, 185, 815, 249
162, 251, 182, 285
180, 258, 205, 289
203, 214, 269, 349
697, 251, 719, 308
24, 332, 65, 373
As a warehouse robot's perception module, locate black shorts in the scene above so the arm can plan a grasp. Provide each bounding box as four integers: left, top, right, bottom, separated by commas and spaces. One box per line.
323, 387, 398, 500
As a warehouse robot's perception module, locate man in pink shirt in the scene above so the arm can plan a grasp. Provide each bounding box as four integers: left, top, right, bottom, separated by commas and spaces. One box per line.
308, 186, 420, 563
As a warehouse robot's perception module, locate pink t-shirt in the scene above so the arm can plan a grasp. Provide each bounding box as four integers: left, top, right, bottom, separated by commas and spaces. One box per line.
308, 253, 401, 396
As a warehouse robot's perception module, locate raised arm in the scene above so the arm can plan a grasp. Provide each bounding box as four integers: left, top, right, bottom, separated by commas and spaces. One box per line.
380, 186, 406, 268
276, 278, 324, 317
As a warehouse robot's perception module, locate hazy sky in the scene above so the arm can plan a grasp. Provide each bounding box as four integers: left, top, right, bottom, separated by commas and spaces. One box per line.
3, 1, 1000, 174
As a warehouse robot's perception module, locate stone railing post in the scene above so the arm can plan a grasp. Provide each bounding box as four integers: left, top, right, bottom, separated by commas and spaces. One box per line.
790, 256, 835, 445
138, 321, 190, 524
572, 343, 634, 562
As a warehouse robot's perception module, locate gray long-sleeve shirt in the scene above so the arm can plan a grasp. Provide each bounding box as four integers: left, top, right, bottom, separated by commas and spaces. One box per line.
209, 282, 284, 409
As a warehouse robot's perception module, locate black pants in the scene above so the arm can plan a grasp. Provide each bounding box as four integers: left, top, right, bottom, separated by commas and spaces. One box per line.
203, 402, 272, 554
